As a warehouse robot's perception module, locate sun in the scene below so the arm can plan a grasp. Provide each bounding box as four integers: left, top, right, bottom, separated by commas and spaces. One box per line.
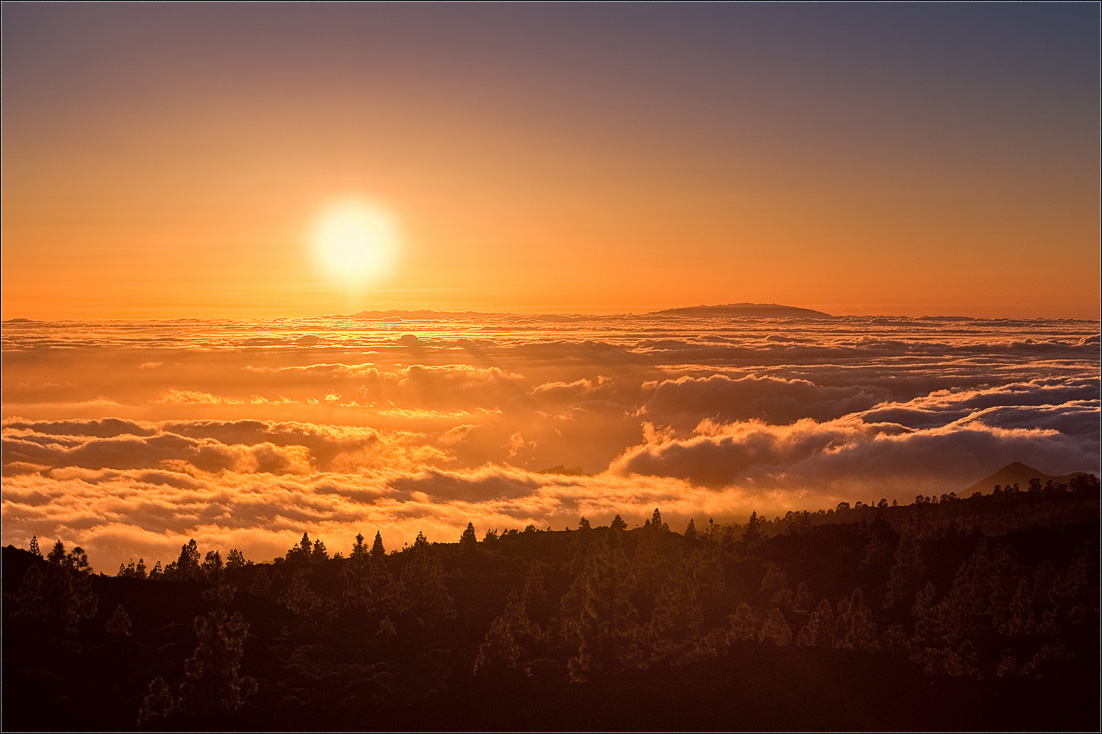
311, 199, 400, 288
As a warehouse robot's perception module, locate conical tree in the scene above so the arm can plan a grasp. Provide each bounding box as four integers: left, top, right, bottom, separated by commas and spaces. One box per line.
797, 599, 836, 648
12, 565, 46, 621
350, 533, 367, 561
371, 530, 386, 560
460, 522, 478, 551
1001, 577, 1036, 636
650, 570, 703, 641
566, 537, 640, 682
226, 549, 247, 570
107, 604, 132, 636
47, 540, 66, 566
175, 539, 201, 581
400, 532, 455, 625
473, 588, 531, 676
742, 511, 763, 550
759, 606, 793, 646
136, 676, 176, 730
884, 531, 925, 610
177, 609, 255, 718
288, 532, 312, 562
836, 587, 879, 651
727, 602, 758, 642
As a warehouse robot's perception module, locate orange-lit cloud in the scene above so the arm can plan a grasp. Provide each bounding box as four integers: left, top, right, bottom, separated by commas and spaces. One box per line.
2, 314, 1098, 571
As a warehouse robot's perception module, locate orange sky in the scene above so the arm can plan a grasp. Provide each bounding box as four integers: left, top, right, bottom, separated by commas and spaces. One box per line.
3, 4, 1099, 320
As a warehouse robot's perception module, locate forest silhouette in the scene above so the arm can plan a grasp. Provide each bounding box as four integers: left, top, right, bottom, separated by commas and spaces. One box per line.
3, 474, 1099, 732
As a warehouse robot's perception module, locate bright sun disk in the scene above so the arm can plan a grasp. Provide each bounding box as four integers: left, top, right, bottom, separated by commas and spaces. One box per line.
311, 199, 399, 288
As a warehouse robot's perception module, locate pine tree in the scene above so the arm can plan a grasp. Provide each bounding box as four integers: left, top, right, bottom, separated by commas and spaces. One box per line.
727, 603, 758, 642
175, 539, 201, 581
12, 565, 46, 621
566, 537, 640, 682
350, 533, 367, 560
371, 531, 386, 560
28, 535, 41, 557
884, 530, 925, 609
610, 514, 627, 532
683, 518, 697, 540
249, 567, 273, 598
459, 522, 478, 552
910, 581, 943, 653
136, 676, 176, 730
759, 607, 793, 646
797, 599, 836, 648
225, 549, 247, 570
67, 546, 92, 574
343, 533, 381, 611
1001, 577, 1036, 636
400, 532, 455, 625
288, 532, 313, 562
280, 569, 336, 621
836, 587, 879, 651
41, 553, 98, 628
47, 539, 66, 566
628, 523, 670, 621
473, 588, 531, 676
177, 609, 255, 717
742, 511, 763, 549
650, 570, 703, 641
107, 604, 132, 636
793, 581, 815, 615
202, 550, 223, 584
759, 563, 788, 599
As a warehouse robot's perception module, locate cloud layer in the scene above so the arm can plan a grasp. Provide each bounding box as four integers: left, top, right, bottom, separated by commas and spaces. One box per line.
3, 313, 1098, 570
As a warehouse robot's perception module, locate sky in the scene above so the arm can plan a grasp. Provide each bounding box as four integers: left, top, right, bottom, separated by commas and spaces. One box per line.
2, 3, 1099, 320
3, 314, 1098, 571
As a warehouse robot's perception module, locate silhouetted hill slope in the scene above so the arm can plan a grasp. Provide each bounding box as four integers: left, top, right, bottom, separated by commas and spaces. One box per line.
650, 303, 833, 318
3, 483, 1098, 732
963, 461, 1092, 496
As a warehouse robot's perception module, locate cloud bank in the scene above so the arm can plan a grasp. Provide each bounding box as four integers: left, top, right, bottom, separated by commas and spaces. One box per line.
3, 313, 1098, 570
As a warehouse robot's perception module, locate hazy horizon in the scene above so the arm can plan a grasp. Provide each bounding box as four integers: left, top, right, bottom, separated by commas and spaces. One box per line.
6, 303, 1102, 323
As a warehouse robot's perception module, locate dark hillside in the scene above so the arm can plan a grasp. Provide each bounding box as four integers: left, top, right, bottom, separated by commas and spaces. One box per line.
3, 478, 1098, 732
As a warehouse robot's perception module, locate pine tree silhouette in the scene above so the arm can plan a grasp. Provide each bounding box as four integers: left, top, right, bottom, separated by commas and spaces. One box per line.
177, 609, 255, 718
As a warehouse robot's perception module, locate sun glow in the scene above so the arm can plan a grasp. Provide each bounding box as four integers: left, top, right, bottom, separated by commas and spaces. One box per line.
311, 199, 400, 288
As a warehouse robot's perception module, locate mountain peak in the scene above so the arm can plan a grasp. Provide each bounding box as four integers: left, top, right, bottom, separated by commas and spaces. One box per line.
964, 461, 1086, 495
649, 303, 833, 319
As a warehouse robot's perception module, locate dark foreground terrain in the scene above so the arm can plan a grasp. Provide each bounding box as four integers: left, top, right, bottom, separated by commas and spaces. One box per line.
4, 476, 1099, 731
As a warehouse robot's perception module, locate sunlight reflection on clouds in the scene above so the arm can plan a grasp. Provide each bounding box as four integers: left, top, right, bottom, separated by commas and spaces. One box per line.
2, 313, 1098, 570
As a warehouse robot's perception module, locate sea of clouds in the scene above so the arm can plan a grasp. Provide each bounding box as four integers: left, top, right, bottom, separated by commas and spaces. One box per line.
2, 313, 1098, 571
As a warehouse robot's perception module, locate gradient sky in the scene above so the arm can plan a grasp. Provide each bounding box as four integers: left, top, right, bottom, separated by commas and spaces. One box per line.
3, 3, 1099, 320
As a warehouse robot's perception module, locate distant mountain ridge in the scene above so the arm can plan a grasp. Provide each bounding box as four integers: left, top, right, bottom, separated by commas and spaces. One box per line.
649, 303, 833, 319
964, 461, 1095, 495
344, 303, 833, 320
